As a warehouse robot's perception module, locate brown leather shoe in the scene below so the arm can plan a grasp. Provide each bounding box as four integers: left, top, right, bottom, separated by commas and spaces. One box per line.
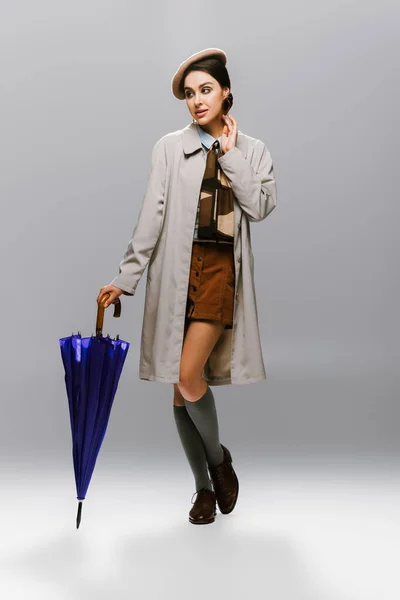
208, 444, 239, 514
189, 487, 217, 525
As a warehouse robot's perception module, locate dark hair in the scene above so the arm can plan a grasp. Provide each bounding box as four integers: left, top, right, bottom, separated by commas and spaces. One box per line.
180, 57, 234, 113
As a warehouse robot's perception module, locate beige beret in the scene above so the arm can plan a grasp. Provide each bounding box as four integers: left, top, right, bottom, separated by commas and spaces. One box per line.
171, 47, 227, 100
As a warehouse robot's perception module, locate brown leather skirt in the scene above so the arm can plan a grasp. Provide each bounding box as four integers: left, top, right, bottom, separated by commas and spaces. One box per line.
184, 241, 235, 330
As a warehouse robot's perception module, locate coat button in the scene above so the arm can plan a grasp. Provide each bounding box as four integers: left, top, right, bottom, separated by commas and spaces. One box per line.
193, 286, 197, 291
195, 272, 199, 276
197, 257, 202, 261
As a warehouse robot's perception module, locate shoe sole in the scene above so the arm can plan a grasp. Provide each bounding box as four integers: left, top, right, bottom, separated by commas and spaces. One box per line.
189, 514, 216, 525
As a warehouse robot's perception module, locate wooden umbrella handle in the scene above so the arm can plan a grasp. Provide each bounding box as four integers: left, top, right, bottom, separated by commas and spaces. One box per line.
96, 292, 121, 336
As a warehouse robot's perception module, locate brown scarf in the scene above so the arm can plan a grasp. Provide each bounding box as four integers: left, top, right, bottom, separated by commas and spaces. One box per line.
197, 140, 234, 243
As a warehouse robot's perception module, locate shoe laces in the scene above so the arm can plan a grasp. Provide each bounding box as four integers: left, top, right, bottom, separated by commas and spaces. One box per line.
191, 487, 213, 504
214, 466, 226, 486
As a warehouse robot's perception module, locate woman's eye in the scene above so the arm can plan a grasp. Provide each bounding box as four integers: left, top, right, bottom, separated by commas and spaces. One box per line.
186, 88, 211, 98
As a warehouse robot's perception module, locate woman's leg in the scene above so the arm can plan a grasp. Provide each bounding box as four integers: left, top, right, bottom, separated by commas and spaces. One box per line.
177, 319, 225, 467
178, 319, 224, 401
171, 318, 222, 492
172, 383, 213, 492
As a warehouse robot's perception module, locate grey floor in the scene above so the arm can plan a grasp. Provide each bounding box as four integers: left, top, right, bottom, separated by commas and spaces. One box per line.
1, 351, 399, 600
0, 453, 399, 600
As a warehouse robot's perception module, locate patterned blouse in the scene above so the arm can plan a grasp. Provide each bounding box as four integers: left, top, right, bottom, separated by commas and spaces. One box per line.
193, 124, 232, 244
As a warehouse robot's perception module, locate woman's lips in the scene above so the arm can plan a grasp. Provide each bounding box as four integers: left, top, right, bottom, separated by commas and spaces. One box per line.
195, 110, 208, 117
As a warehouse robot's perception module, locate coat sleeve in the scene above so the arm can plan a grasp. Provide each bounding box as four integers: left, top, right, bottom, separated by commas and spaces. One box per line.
217, 140, 277, 222
108, 137, 167, 296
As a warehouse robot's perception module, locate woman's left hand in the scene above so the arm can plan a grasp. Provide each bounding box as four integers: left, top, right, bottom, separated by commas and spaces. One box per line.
221, 113, 238, 154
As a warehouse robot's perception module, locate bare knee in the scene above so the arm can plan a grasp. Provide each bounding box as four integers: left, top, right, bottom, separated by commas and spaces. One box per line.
177, 367, 204, 398
179, 367, 196, 390
173, 383, 185, 406
177, 373, 208, 403
177, 319, 223, 400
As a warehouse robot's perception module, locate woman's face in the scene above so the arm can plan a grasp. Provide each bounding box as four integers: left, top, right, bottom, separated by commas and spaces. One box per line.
183, 71, 229, 126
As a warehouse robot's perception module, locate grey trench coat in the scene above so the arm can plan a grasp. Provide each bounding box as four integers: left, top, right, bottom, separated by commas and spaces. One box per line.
109, 121, 277, 386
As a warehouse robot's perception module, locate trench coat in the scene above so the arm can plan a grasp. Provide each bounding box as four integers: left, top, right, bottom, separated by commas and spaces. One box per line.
109, 121, 277, 386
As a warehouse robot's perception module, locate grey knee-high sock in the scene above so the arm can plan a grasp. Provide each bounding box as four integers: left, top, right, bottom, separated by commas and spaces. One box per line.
183, 385, 224, 467
173, 404, 213, 492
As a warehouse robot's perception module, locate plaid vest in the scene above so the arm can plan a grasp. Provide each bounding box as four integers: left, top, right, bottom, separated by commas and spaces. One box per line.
193, 140, 234, 244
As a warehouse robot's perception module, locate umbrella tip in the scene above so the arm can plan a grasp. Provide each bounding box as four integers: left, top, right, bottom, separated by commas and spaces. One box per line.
76, 500, 83, 529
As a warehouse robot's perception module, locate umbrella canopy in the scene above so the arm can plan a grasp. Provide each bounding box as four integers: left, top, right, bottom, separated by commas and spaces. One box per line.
59, 293, 130, 528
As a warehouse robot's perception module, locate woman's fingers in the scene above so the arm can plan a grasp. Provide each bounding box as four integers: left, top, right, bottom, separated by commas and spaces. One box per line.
223, 114, 238, 140
97, 290, 104, 304
97, 287, 114, 306
103, 294, 114, 308
226, 114, 237, 133
223, 114, 232, 133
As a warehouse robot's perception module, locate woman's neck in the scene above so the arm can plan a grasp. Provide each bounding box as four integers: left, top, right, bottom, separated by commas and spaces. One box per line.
197, 118, 224, 140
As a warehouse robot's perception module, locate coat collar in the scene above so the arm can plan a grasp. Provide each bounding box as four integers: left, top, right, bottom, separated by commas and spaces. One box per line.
182, 121, 248, 158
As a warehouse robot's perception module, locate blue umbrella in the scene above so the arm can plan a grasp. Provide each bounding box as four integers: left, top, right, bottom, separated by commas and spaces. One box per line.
59, 292, 130, 528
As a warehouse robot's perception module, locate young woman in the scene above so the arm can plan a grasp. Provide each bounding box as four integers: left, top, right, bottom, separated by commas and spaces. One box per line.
97, 48, 277, 525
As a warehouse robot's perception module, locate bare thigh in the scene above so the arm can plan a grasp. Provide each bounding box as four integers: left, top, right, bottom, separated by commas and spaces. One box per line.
172, 319, 225, 403
173, 318, 225, 405
173, 320, 193, 406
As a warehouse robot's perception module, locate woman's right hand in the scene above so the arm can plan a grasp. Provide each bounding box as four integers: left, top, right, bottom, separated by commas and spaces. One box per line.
97, 285, 124, 308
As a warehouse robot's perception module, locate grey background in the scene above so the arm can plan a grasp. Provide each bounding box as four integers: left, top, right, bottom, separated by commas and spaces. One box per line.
1, 2, 399, 599
1, 0, 398, 463
0, 1, 400, 462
